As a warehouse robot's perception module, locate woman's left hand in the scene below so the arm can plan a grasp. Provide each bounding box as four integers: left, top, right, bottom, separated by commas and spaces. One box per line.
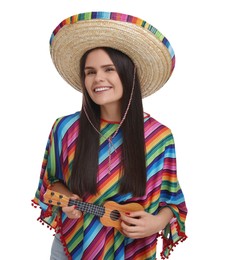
120, 211, 162, 239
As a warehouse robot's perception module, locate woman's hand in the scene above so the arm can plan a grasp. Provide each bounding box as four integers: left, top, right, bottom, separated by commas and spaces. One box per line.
62, 194, 83, 219
120, 208, 173, 239
49, 182, 83, 219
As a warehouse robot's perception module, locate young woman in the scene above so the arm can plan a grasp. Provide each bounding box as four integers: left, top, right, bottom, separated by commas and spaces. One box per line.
32, 12, 187, 260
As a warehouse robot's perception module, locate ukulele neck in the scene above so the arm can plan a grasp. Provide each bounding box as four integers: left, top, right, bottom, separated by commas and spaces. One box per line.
69, 199, 105, 217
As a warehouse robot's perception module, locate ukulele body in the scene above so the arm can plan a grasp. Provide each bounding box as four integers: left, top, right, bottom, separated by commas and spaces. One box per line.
100, 201, 144, 232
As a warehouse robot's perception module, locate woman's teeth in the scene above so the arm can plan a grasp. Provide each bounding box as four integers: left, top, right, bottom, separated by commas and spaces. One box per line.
94, 87, 111, 92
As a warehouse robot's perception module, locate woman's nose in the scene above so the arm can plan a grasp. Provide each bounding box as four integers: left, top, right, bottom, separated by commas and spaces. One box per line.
94, 71, 104, 82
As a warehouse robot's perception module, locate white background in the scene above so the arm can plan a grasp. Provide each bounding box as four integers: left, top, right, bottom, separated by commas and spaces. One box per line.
1, 0, 225, 259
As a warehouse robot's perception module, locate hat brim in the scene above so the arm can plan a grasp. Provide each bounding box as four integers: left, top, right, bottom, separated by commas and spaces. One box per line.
50, 12, 175, 98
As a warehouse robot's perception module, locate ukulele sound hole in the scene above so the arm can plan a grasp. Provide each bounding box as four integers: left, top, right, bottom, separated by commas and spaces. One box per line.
110, 210, 120, 221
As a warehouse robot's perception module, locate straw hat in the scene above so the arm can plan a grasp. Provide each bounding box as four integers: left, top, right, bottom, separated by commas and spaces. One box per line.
50, 12, 175, 98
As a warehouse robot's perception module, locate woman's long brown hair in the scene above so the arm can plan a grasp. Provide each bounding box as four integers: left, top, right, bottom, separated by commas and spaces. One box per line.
70, 47, 146, 197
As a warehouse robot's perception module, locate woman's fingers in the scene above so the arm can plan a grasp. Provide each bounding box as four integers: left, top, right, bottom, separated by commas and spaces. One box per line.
62, 194, 83, 219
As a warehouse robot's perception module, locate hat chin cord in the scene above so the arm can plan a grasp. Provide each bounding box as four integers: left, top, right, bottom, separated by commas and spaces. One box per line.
82, 67, 136, 174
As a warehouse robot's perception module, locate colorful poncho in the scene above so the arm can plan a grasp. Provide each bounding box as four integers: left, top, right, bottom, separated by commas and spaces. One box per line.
32, 112, 187, 260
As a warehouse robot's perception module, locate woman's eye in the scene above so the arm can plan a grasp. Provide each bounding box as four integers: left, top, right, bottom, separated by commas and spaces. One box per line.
86, 70, 95, 75
105, 67, 115, 72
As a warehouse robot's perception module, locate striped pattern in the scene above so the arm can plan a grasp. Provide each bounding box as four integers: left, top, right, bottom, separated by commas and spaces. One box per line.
33, 112, 187, 259
50, 11, 175, 71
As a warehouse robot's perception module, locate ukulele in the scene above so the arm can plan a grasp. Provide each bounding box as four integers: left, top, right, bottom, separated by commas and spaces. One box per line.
43, 189, 144, 233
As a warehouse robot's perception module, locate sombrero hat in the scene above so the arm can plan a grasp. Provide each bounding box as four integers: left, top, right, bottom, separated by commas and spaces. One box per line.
50, 11, 175, 98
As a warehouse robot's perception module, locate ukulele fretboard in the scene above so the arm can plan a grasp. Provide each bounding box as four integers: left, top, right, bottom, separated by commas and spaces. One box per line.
69, 199, 105, 217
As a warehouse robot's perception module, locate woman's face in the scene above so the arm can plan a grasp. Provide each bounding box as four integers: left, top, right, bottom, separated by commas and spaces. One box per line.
84, 48, 123, 109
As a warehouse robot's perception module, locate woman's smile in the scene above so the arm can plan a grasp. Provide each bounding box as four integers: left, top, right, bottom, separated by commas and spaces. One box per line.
93, 86, 113, 93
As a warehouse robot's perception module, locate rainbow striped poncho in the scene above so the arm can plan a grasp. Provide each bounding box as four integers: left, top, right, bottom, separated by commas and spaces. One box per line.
32, 112, 187, 259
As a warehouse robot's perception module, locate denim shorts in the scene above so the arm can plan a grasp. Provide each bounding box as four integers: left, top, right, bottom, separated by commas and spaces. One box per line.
50, 233, 68, 260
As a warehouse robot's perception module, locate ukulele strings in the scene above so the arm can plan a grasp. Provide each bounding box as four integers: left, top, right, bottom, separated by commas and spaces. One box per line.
47, 196, 125, 218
